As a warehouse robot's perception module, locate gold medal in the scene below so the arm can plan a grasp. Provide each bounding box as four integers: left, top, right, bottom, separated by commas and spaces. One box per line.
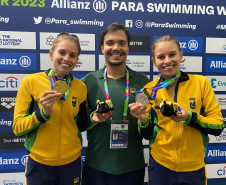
53, 80, 68, 94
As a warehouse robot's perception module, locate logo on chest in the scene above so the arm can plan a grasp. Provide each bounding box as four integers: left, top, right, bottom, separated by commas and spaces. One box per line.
189, 98, 196, 109
72, 97, 77, 107
130, 88, 136, 99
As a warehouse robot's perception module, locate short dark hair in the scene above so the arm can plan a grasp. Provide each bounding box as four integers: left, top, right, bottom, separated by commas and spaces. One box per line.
100, 22, 131, 46
51, 32, 81, 56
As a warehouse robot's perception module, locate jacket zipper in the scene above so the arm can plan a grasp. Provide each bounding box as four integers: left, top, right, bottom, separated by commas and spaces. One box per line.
57, 100, 64, 165
174, 122, 180, 171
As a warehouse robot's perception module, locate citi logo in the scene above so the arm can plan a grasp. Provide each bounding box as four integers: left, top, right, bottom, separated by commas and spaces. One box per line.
93, 0, 107, 13
0, 76, 18, 88
188, 40, 198, 50
210, 61, 226, 68
217, 166, 226, 176
34, 16, 43, 24
181, 58, 186, 63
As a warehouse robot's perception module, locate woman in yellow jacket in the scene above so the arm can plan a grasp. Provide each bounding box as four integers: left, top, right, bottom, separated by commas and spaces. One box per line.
13, 32, 100, 185
129, 35, 224, 185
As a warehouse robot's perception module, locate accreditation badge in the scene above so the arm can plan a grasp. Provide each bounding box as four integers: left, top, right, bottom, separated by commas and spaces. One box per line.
110, 120, 128, 149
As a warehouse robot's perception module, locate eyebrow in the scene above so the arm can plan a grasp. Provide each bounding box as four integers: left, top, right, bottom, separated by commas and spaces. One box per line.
105, 39, 127, 43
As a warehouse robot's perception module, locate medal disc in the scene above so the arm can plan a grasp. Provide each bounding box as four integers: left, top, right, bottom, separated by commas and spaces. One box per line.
135, 93, 148, 106
53, 80, 68, 94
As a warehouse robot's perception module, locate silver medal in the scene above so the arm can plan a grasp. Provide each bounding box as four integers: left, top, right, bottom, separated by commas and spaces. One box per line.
135, 93, 148, 106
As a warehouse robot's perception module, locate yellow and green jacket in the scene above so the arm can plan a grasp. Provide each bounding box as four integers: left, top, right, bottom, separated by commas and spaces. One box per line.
139, 71, 224, 172
13, 70, 91, 166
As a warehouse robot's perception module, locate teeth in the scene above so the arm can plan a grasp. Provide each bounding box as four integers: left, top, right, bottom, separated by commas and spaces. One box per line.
112, 55, 120, 57
164, 66, 173, 69
61, 63, 69, 67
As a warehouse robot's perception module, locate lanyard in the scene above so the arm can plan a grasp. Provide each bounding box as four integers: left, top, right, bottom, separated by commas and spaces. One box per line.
48, 69, 72, 100
103, 67, 129, 119
137, 71, 181, 100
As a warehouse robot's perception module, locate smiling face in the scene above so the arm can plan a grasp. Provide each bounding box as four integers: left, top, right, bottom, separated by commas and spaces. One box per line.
49, 39, 79, 78
152, 41, 182, 79
101, 29, 129, 67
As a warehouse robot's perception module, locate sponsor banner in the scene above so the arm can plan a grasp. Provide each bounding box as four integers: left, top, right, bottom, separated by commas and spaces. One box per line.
154, 36, 203, 53
209, 128, 226, 144
0, 95, 16, 111
206, 38, 226, 54
215, 95, 226, 110
73, 74, 86, 81
0, 112, 14, 133
205, 57, 226, 72
82, 132, 88, 147
153, 75, 158, 81
40, 53, 95, 71
40, 32, 95, 51
99, 35, 150, 52
99, 55, 150, 72
39, 16, 104, 27
0, 31, 36, 49
206, 164, 226, 179
153, 56, 202, 72
0, 74, 27, 91
0, 15, 9, 24
0, 133, 26, 149
129, 36, 150, 52
0, 52, 36, 70
0, 172, 25, 185
0, 153, 27, 170
205, 76, 226, 91
206, 146, 226, 161
209, 109, 226, 144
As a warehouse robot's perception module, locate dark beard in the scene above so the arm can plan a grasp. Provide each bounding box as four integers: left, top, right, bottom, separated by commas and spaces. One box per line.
106, 60, 124, 66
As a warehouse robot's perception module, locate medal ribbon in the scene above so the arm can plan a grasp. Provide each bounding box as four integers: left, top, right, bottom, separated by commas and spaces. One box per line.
48, 69, 72, 100
137, 71, 181, 100
103, 67, 129, 119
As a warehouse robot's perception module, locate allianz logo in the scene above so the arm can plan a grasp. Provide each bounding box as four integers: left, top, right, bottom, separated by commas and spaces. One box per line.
0, 119, 12, 126
0, 157, 19, 165
210, 61, 226, 68
0, 56, 31, 67
179, 40, 198, 50
51, 0, 107, 13
207, 149, 226, 157
0, 155, 27, 166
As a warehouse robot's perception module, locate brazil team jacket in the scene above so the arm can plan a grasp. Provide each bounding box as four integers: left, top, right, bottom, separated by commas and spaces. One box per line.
13, 71, 91, 166
139, 71, 224, 172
